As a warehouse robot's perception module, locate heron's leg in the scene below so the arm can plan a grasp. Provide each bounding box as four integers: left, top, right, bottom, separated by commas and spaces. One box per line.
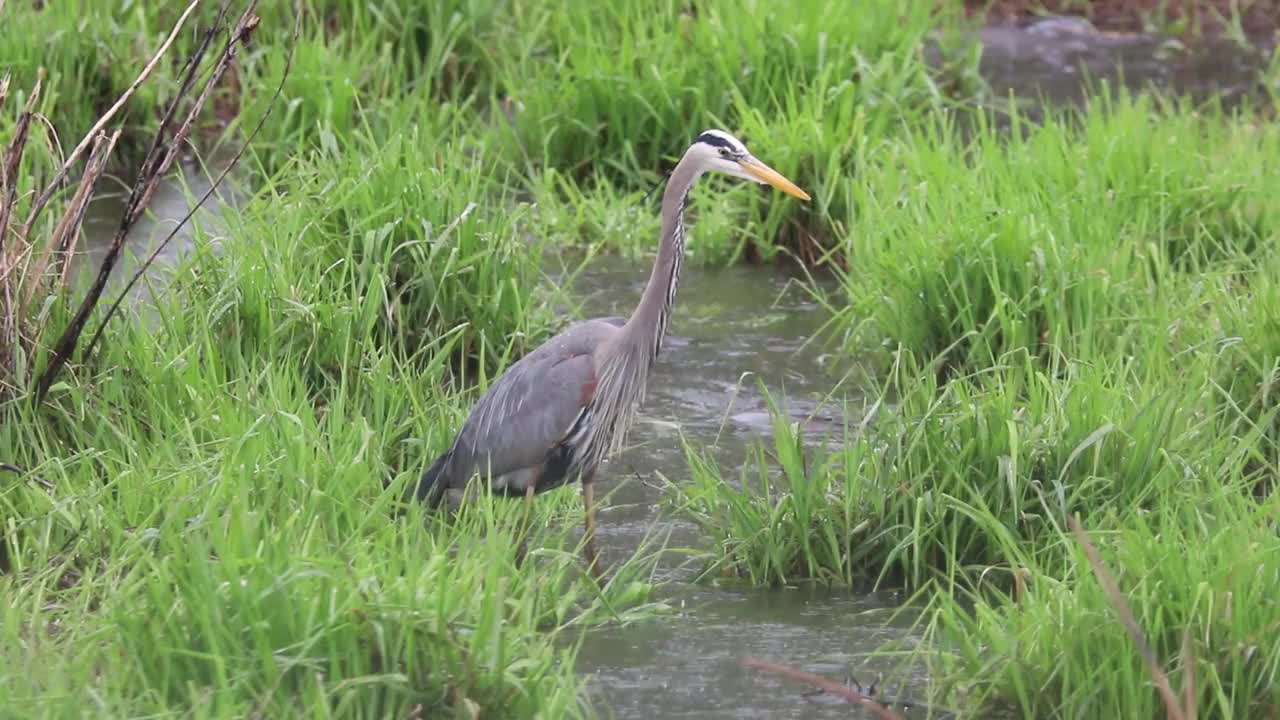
582, 478, 605, 581
511, 470, 539, 568
519, 475, 538, 542
517, 465, 542, 522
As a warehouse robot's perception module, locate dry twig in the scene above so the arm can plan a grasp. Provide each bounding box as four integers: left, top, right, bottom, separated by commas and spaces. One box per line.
1070, 515, 1190, 720
742, 658, 905, 720
21, 129, 120, 312
33, 0, 278, 400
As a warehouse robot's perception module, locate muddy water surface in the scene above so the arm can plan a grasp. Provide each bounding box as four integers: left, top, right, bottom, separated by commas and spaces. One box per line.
561, 259, 931, 719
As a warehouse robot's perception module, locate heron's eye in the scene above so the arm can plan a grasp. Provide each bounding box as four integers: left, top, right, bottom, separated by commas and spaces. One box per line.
718, 148, 731, 158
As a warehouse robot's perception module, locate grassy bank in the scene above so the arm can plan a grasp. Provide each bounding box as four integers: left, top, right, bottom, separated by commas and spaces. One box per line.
669, 96, 1280, 717
4, 4, 667, 710
4, 0, 983, 265
0, 110, 664, 714
827, 94, 1280, 376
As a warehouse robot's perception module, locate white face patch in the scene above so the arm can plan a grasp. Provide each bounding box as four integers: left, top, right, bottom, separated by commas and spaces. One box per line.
686, 129, 758, 182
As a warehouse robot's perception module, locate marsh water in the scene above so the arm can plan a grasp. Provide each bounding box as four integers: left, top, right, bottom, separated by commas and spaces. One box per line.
967, 19, 1274, 112
563, 262, 937, 719
74, 19, 1274, 719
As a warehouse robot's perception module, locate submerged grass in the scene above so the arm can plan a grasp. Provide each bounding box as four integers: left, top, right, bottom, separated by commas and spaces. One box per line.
673, 350, 1245, 590
675, 345, 1279, 716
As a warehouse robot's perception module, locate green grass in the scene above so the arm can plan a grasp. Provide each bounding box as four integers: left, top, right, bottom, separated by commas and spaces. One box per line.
1209, 249, 1280, 476
936, 493, 1280, 718
493, 0, 982, 260
9, 1, 1280, 718
2, 64, 660, 714
0, 1, 189, 160
667, 94, 1280, 718
671, 350, 1245, 589
673, 345, 1279, 716
240, 119, 553, 375
4, 0, 985, 261
1, 0, 507, 174
0, 126, 665, 714
818, 94, 1280, 376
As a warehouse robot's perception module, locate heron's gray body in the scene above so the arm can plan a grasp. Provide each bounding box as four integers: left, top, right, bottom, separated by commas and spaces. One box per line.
418, 316, 625, 506
409, 129, 809, 575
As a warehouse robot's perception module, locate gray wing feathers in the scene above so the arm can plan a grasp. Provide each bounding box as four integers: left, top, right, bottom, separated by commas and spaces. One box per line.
442, 318, 619, 486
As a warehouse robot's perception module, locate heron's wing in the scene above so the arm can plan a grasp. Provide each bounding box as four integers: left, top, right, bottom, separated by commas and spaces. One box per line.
445, 320, 617, 483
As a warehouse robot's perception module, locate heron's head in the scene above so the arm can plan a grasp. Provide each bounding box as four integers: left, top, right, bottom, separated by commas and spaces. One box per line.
688, 129, 810, 201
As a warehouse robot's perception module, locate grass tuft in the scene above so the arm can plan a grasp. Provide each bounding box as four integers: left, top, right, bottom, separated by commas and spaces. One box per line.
819, 95, 1280, 376
936, 497, 1280, 718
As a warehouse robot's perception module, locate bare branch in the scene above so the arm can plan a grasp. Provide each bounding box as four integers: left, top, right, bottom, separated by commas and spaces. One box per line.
741, 658, 905, 720
32, 0, 258, 401
16, 0, 203, 247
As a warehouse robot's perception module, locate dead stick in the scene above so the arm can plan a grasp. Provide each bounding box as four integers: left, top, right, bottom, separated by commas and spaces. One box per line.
32, 0, 239, 401
742, 658, 905, 720
0, 75, 40, 259
17, 0, 202, 246
81, 2, 298, 366
1069, 516, 1188, 720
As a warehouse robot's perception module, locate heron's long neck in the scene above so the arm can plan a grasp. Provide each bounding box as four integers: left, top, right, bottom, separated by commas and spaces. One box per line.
576, 154, 702, 473
625, 155, 701, 362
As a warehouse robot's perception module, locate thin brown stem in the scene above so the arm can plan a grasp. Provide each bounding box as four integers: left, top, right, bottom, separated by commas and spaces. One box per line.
16, 0, 202, 248
1070, 515, 1189, 720
0, 75, 39, 261
21, 130, 120, 314
741, 658, 905, 720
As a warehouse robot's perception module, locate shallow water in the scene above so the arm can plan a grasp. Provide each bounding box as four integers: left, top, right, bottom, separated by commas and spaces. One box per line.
70, 19, 1274, 717
76, 157, 236, 313
557, 258, 942, 718
933, 16, 1274, 120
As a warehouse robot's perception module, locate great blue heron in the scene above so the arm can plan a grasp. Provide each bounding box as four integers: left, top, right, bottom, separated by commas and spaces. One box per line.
412, 129, 809, 577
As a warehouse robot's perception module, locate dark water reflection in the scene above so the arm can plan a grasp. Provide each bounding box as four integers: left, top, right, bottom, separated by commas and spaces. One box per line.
931, 16, 1275, 126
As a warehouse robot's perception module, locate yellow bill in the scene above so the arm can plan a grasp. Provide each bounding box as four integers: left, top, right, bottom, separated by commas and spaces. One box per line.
740, 158, 811, 201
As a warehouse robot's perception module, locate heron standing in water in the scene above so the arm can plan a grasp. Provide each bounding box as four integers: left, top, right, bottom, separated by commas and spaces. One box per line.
412, 130, 810, 577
